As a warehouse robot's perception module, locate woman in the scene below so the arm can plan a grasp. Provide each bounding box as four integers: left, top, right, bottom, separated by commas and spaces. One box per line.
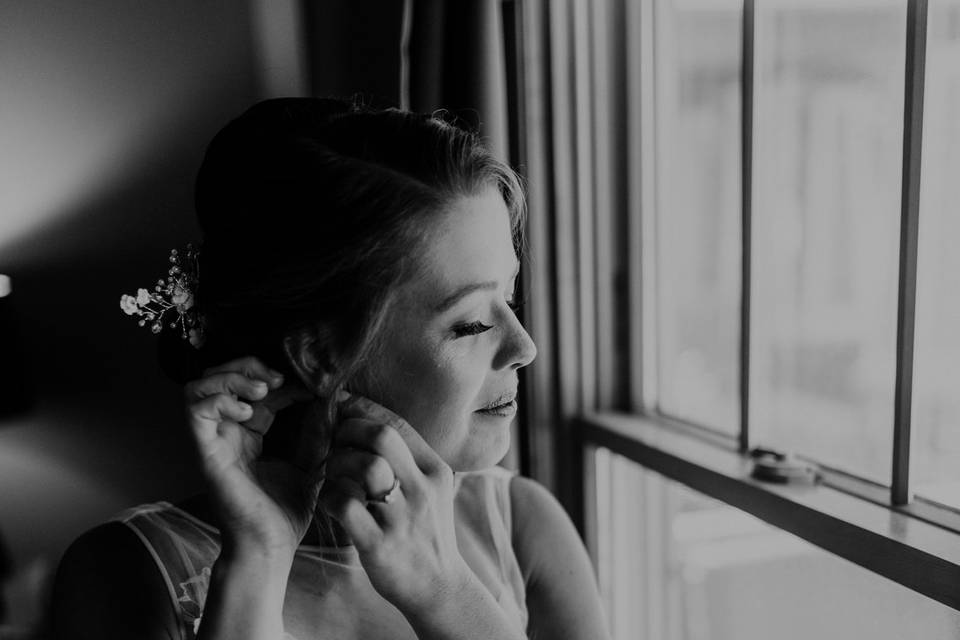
51, 98, 609, 640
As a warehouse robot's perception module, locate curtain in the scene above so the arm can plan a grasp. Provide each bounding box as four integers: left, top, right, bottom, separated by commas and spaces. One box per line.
303, 0, 508, 157
403, 0, 509, 160
302, 0, 406, 107
517, 0, 631, 528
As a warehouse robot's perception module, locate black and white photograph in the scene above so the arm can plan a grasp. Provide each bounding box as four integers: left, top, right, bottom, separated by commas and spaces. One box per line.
2, 0, 960, 638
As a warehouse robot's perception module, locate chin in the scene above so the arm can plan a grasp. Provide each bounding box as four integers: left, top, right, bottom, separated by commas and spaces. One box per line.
450, 419, 513, 472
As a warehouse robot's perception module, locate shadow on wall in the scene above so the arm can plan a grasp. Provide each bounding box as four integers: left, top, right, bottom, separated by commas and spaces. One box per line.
0, 0, 278, 633
0, 126, 258, 632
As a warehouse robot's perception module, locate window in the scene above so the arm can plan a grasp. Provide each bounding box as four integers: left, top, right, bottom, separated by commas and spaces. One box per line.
750, 0, 906, 484
515, 0, 960, 635
912, 0, 960, 510
594, 450, 960, 640
652, 0, 741, 435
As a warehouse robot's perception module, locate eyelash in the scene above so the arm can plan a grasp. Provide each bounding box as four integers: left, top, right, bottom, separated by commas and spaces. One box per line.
453, 321, 494, 337
452, 298, 526, 338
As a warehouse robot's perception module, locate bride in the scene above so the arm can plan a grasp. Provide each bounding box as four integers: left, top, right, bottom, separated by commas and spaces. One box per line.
51, 98, 609, 640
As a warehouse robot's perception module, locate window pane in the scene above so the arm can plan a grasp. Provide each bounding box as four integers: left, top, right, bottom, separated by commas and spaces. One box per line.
912, 0, 960, 509
654, 0, 741, 433
593, 449, 960, 640
750, 2, 906, 483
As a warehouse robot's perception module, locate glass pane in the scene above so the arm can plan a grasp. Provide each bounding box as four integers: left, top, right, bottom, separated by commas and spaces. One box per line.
912, 0, 960, 508
750, 2, 906, 483
593, 449, 960, 640
654, 0, 741, 433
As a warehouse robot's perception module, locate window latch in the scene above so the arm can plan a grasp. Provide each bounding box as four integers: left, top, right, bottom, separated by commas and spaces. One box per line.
749, 447, 821, 486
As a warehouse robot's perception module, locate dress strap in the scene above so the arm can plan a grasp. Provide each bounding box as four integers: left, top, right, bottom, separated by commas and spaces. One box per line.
112, 502, 220, 638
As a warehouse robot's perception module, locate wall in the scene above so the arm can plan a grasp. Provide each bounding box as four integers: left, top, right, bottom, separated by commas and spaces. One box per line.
0, 0, 305, 628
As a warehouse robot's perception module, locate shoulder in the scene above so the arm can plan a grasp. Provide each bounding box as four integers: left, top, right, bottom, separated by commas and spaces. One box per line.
508, 475, 570, 533
507, 476, 576, 578
508, 476, 611, 640
50, 521, 181, 640
507, 473, 555, 507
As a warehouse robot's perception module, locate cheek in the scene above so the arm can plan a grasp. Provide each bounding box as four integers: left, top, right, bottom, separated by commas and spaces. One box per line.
402, 352, 478, 435
366, 342, 480, 444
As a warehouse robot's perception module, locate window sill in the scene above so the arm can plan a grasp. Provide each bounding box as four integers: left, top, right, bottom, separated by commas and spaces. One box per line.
578, 411, 960, 611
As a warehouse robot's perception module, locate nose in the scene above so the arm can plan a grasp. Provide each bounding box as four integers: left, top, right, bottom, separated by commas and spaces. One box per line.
494, 311, 538, 371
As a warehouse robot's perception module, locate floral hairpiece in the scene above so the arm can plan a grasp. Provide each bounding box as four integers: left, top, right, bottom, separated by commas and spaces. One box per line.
120, 244, 205, 348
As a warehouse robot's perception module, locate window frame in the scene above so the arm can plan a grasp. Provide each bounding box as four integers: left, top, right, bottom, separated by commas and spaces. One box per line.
579, 410, 960, 612
554, 0, 960, 613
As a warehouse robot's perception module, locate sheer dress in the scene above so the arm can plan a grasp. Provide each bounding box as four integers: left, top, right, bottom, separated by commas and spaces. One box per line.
113, 466, 529, 639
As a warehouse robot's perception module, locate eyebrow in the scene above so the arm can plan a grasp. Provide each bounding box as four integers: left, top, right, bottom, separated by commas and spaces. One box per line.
432, 261, 521, 313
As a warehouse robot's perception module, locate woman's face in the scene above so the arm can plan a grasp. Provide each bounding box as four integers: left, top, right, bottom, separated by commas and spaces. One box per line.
358, 188, 537, 471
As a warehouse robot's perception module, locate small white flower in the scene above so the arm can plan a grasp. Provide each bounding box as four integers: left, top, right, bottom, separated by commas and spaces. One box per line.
120, 295, 140, 316
172, 285, 193, 308
136, 288, 151, 305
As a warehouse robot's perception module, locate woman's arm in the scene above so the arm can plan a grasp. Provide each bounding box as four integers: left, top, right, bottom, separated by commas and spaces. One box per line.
193, 542, 293, 640
50, 522, 181, 640
510, 476, 611, 640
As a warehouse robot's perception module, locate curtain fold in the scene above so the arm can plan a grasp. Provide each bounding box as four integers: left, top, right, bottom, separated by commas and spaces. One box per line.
303, 0, 405, 107
404, 0, 509, 160
517, 0, 631, 527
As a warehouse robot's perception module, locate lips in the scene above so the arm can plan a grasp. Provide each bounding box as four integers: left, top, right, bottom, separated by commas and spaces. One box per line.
477, 390, 518, 416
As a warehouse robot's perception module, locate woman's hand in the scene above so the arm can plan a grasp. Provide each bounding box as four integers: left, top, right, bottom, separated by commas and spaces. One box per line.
184, 357, 319, 557
318, 395, 471, 614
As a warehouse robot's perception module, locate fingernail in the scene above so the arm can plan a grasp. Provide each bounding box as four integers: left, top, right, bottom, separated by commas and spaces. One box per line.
269, 372, 284, 388
253, 380, 268, 392
334, 389, 351, 402
238, 401, 253, 415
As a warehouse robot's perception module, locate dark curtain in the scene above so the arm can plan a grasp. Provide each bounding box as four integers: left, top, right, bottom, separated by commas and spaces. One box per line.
302, 0, 508, 158
405, 0, 508, 159
302, 0, 406, 108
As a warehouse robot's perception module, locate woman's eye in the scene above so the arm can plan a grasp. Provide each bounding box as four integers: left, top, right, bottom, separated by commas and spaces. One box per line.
453, 321, 494, 338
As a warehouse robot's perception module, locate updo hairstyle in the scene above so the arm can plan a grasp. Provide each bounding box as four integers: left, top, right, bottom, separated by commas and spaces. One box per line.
162, 98, 525, 428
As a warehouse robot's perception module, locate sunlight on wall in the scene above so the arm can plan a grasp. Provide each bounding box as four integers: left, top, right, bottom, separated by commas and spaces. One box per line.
0, 1, 255, 260
0, 432, 124, 562
0, 2, 263, 620
0, 427, 126, 627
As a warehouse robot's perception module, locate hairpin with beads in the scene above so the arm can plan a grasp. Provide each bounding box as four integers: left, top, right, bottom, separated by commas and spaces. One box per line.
119, 244, 205, 348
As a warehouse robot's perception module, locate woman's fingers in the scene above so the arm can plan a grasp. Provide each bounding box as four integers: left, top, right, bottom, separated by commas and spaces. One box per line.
202, 356, 284, 387
187, 393, 254, 448
332, 417, 423, 490
338, 396, 448, 478
186, 372, 274, 435
186, 371, 310, 438
317, 476, 383, 549
185, 371, 269, 403
324, 448, 398, 498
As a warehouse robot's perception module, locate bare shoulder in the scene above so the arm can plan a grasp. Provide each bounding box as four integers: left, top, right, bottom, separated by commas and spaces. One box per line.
508, 475, 611, 640
508, 475, 580, 582
508, 474, 557, 512
508, 477, 568, 547
50, 521, 179, 640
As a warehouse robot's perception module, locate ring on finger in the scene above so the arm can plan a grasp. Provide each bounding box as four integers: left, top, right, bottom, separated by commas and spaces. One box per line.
367, 476, 401, 504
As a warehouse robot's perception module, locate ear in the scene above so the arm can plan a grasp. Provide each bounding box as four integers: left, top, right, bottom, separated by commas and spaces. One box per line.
282, 325, 339, 396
